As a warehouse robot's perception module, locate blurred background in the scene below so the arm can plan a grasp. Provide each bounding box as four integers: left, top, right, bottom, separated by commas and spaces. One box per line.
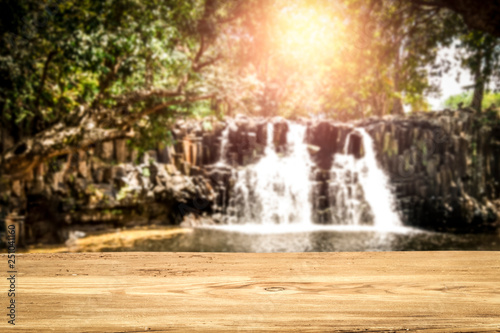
1, 0, 499, 253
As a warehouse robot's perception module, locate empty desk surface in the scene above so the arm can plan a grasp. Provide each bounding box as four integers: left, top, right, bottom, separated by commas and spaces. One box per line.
1, 251, 499, 332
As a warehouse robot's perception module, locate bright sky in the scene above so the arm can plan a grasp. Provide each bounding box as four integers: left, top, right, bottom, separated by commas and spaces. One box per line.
426, 45, 473, 110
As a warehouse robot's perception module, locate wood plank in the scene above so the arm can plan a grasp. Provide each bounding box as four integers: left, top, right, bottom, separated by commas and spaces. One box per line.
1, 251, 499, 332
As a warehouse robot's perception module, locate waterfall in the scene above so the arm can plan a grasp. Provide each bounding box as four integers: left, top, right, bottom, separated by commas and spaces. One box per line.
213, 120, 401, 232
329, 128, 401, 229
227, 122, 314, 225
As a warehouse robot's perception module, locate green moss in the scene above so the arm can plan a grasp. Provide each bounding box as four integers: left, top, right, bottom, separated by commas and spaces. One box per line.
117, 185, 131, 201
86, 184, 96, 194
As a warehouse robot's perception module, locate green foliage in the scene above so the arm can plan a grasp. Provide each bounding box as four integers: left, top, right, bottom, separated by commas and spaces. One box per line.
444, 91, 500, 109
444, 92, 472, 109
452, 22, 500, 112
483, 93, 500, 109
0, 0, 229, 142
142, 167, 151, 178
457, 30, 500, 84
116, 185, 131, 202
202, 120, 213, 131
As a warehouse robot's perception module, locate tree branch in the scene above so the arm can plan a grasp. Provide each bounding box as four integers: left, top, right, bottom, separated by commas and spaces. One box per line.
34, 50, 57, 114
193, 54, 223, 71
114, 88, 184, 106
92, 57, 123, 108
1, 120, 135, 181
122, 93, 216, 128
193, 35, 206, 66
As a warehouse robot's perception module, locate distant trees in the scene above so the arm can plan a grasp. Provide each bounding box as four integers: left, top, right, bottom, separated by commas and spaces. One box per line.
0, 0, 244, 179
219, 0, 500, 118
377, 0, 500, 113
455, 30, 500, 113
345, 0, 457, 115
321, 0, 500, 115
444, 91, 500, 111
220, 0, 459, 118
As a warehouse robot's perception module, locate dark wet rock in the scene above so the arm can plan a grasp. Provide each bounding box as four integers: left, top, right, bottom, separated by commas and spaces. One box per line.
346, 132, 363, 158
272, 117, 288, 152
114, 139, 128, 163
358, 110, 500, 233
98, 141, 114, 161
301, 110, 500, 232
305, 121, 355, 169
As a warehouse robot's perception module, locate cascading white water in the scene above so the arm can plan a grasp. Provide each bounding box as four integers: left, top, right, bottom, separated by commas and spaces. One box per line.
328, 156, 370, 226
227, 122, 314, 225
329, 128, 402, 229
211, 121, 403, 234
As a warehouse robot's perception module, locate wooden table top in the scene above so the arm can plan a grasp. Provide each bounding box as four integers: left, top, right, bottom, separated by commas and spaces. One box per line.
1, 251, 499, 332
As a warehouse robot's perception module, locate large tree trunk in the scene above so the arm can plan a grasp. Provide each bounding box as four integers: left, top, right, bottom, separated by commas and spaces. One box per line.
392, 98, 405, 115
391, 36, 405, 116
471, 57, 484, 113
391, 72, 405, 116
471, 78, 484, 113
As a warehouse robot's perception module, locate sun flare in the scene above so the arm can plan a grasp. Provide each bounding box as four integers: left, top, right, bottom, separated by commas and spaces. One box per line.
275, 4, 341, 64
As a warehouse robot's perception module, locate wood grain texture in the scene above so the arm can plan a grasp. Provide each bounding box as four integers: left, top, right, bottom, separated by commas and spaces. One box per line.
1, 251, 500, 332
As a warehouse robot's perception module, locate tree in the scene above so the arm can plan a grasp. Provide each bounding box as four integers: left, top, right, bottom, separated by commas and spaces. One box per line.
0, 0, 244, 180
217, 0, 344, 118
344, 0, 462, 115
456, 30, 500, 113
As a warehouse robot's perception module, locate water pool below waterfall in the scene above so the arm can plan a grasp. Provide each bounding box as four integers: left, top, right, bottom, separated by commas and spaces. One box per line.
79, 226, 500, 252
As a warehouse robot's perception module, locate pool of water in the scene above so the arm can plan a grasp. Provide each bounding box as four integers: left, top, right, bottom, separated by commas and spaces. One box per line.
106, 225, 500, 252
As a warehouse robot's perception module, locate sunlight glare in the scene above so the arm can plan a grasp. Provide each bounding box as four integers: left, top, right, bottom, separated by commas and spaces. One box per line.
276, 4, 340, 64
